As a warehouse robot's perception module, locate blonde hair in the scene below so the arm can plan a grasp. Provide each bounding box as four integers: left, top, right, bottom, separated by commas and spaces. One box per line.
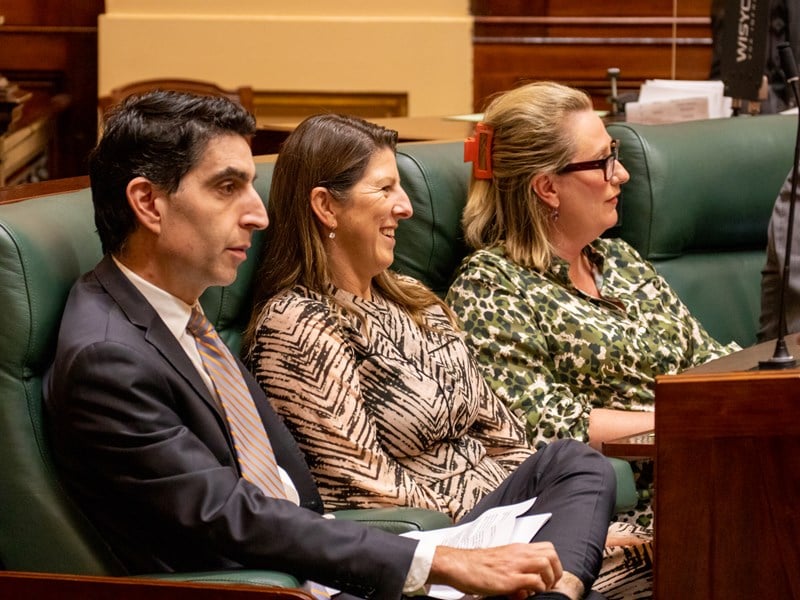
462, 81, 593, 270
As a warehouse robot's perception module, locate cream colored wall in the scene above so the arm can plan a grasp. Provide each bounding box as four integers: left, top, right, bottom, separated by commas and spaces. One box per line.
99, 1, 472, 116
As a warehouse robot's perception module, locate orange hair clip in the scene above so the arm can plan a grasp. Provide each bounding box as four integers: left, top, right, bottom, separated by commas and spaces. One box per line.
464, 122, 494, 179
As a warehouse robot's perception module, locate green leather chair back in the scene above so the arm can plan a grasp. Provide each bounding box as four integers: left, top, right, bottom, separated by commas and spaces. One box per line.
393, 141, 472, 296
607, 115, 796, 346
0, 191, 125, 574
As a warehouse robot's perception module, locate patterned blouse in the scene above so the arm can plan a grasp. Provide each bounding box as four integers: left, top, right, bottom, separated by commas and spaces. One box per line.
248, 283, 532, 522
446, 238, 738, 450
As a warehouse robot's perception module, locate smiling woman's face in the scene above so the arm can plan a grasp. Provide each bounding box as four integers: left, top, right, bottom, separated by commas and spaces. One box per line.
325, 147, 413, 297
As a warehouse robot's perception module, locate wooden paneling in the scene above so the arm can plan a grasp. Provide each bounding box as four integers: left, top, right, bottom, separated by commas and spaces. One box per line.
0, 2, 103, 26
252, 91, 407, 120
0, 1, 105, 179
655, 337, 800, 599
471, 1, 714, 112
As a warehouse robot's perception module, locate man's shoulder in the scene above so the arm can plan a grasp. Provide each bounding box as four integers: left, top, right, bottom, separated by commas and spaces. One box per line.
54, 261, 154, 360
59, 269, 116, 340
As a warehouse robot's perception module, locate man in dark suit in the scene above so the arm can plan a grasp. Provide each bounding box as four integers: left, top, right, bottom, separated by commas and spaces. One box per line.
44, 91, 615, 600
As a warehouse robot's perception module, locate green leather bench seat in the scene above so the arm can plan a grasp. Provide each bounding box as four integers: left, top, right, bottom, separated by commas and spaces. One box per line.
3, 114, 793, 581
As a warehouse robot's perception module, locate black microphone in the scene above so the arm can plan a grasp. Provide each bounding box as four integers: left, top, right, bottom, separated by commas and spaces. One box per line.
759, 43, 800, 370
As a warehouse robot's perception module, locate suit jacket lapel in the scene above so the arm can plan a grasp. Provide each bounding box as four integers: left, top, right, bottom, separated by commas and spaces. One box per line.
92, 256, 323, 511
93, 256, 225, 420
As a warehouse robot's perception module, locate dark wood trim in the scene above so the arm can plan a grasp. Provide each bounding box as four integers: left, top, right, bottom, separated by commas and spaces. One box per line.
474, 36, 712, 45
252, 91, 408, 119
0, 25, 97, 34
0, 571, 313, 600
0, 175, 88, 204
475, 16, 710, 25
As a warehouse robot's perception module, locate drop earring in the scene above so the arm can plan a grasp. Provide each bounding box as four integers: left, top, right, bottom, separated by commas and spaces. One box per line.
551, 207, 559, 222
329, 231, 336, 239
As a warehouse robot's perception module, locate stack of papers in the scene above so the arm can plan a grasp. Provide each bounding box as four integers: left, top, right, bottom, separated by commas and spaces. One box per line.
322, 498, 551, 600
401, 498, 551, 600
626, 79, 732, 124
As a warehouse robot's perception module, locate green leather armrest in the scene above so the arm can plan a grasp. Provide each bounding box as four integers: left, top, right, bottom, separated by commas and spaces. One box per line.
140, 508, 450, 588
337, 477, 640, 528
608, 457, 639, 514
333, 506, 452, 533
140, 570, 300, 588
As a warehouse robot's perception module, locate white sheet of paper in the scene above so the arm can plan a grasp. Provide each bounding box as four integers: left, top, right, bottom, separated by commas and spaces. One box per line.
400, 498, 552, 600
626, 96, 711, 124
633, 79, 732, 120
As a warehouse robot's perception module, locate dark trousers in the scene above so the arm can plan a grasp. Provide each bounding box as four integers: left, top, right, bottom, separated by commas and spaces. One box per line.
460, 439, 616, 593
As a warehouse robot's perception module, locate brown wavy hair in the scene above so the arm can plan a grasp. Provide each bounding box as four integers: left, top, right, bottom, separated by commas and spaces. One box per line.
243, 114, 454, 351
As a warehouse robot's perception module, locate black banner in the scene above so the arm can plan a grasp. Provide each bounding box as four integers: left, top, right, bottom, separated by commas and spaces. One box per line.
720, 0, 772, 100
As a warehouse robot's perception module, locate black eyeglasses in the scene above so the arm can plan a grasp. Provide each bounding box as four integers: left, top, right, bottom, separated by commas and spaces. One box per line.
558, 139, 620, 182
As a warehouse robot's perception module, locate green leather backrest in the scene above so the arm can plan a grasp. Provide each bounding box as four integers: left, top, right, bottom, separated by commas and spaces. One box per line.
393, 141, 472, 296
607, 115, 795, 346
0, 192, 123, 574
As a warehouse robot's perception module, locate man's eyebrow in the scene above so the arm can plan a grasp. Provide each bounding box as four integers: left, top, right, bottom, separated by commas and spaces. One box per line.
206, 166, 255, 185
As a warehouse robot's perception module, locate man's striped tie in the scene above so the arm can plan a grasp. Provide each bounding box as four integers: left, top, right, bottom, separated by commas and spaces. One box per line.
187, 307, 286, 498
186, 308, 330, 599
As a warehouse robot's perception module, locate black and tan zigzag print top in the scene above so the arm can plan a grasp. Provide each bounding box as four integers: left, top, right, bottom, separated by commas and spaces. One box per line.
248, 283, 533, 522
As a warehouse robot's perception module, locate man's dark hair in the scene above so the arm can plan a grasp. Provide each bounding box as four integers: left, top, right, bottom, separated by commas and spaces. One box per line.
89, 90, 256, 254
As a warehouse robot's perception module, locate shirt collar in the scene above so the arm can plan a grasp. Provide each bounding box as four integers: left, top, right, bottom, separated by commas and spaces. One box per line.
549, 241, 606, 285
112, 256, 198, 338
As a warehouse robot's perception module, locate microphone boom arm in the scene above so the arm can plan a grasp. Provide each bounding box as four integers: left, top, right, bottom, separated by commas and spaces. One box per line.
759, 43, 800, 369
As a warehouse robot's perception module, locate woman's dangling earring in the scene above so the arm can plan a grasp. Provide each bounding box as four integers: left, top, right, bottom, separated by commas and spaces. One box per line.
551, 207, 559, 222
328, 230, 336, 239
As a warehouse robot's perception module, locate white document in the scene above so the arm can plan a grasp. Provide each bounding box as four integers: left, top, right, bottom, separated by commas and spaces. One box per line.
627, 79, 732, 123
626, 96, 711, 124
400, 498, 552, 600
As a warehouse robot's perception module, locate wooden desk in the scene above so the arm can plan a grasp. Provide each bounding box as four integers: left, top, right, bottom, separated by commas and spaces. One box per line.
685, 333, 800, 374
654, 344, 800, 599
253, 116, 475, 156
602, 430, 655, 459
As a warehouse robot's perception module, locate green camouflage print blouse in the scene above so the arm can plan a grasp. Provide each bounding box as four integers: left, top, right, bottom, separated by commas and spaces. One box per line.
446, 237, 739, 450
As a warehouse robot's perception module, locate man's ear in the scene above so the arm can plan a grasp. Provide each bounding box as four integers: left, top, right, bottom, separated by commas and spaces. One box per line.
126, 177, 163, 235
531, 173, 559, 210
309, 186, 338, 230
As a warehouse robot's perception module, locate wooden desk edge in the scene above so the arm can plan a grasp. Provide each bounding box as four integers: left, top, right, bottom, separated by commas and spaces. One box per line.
601, 429, 655, 459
